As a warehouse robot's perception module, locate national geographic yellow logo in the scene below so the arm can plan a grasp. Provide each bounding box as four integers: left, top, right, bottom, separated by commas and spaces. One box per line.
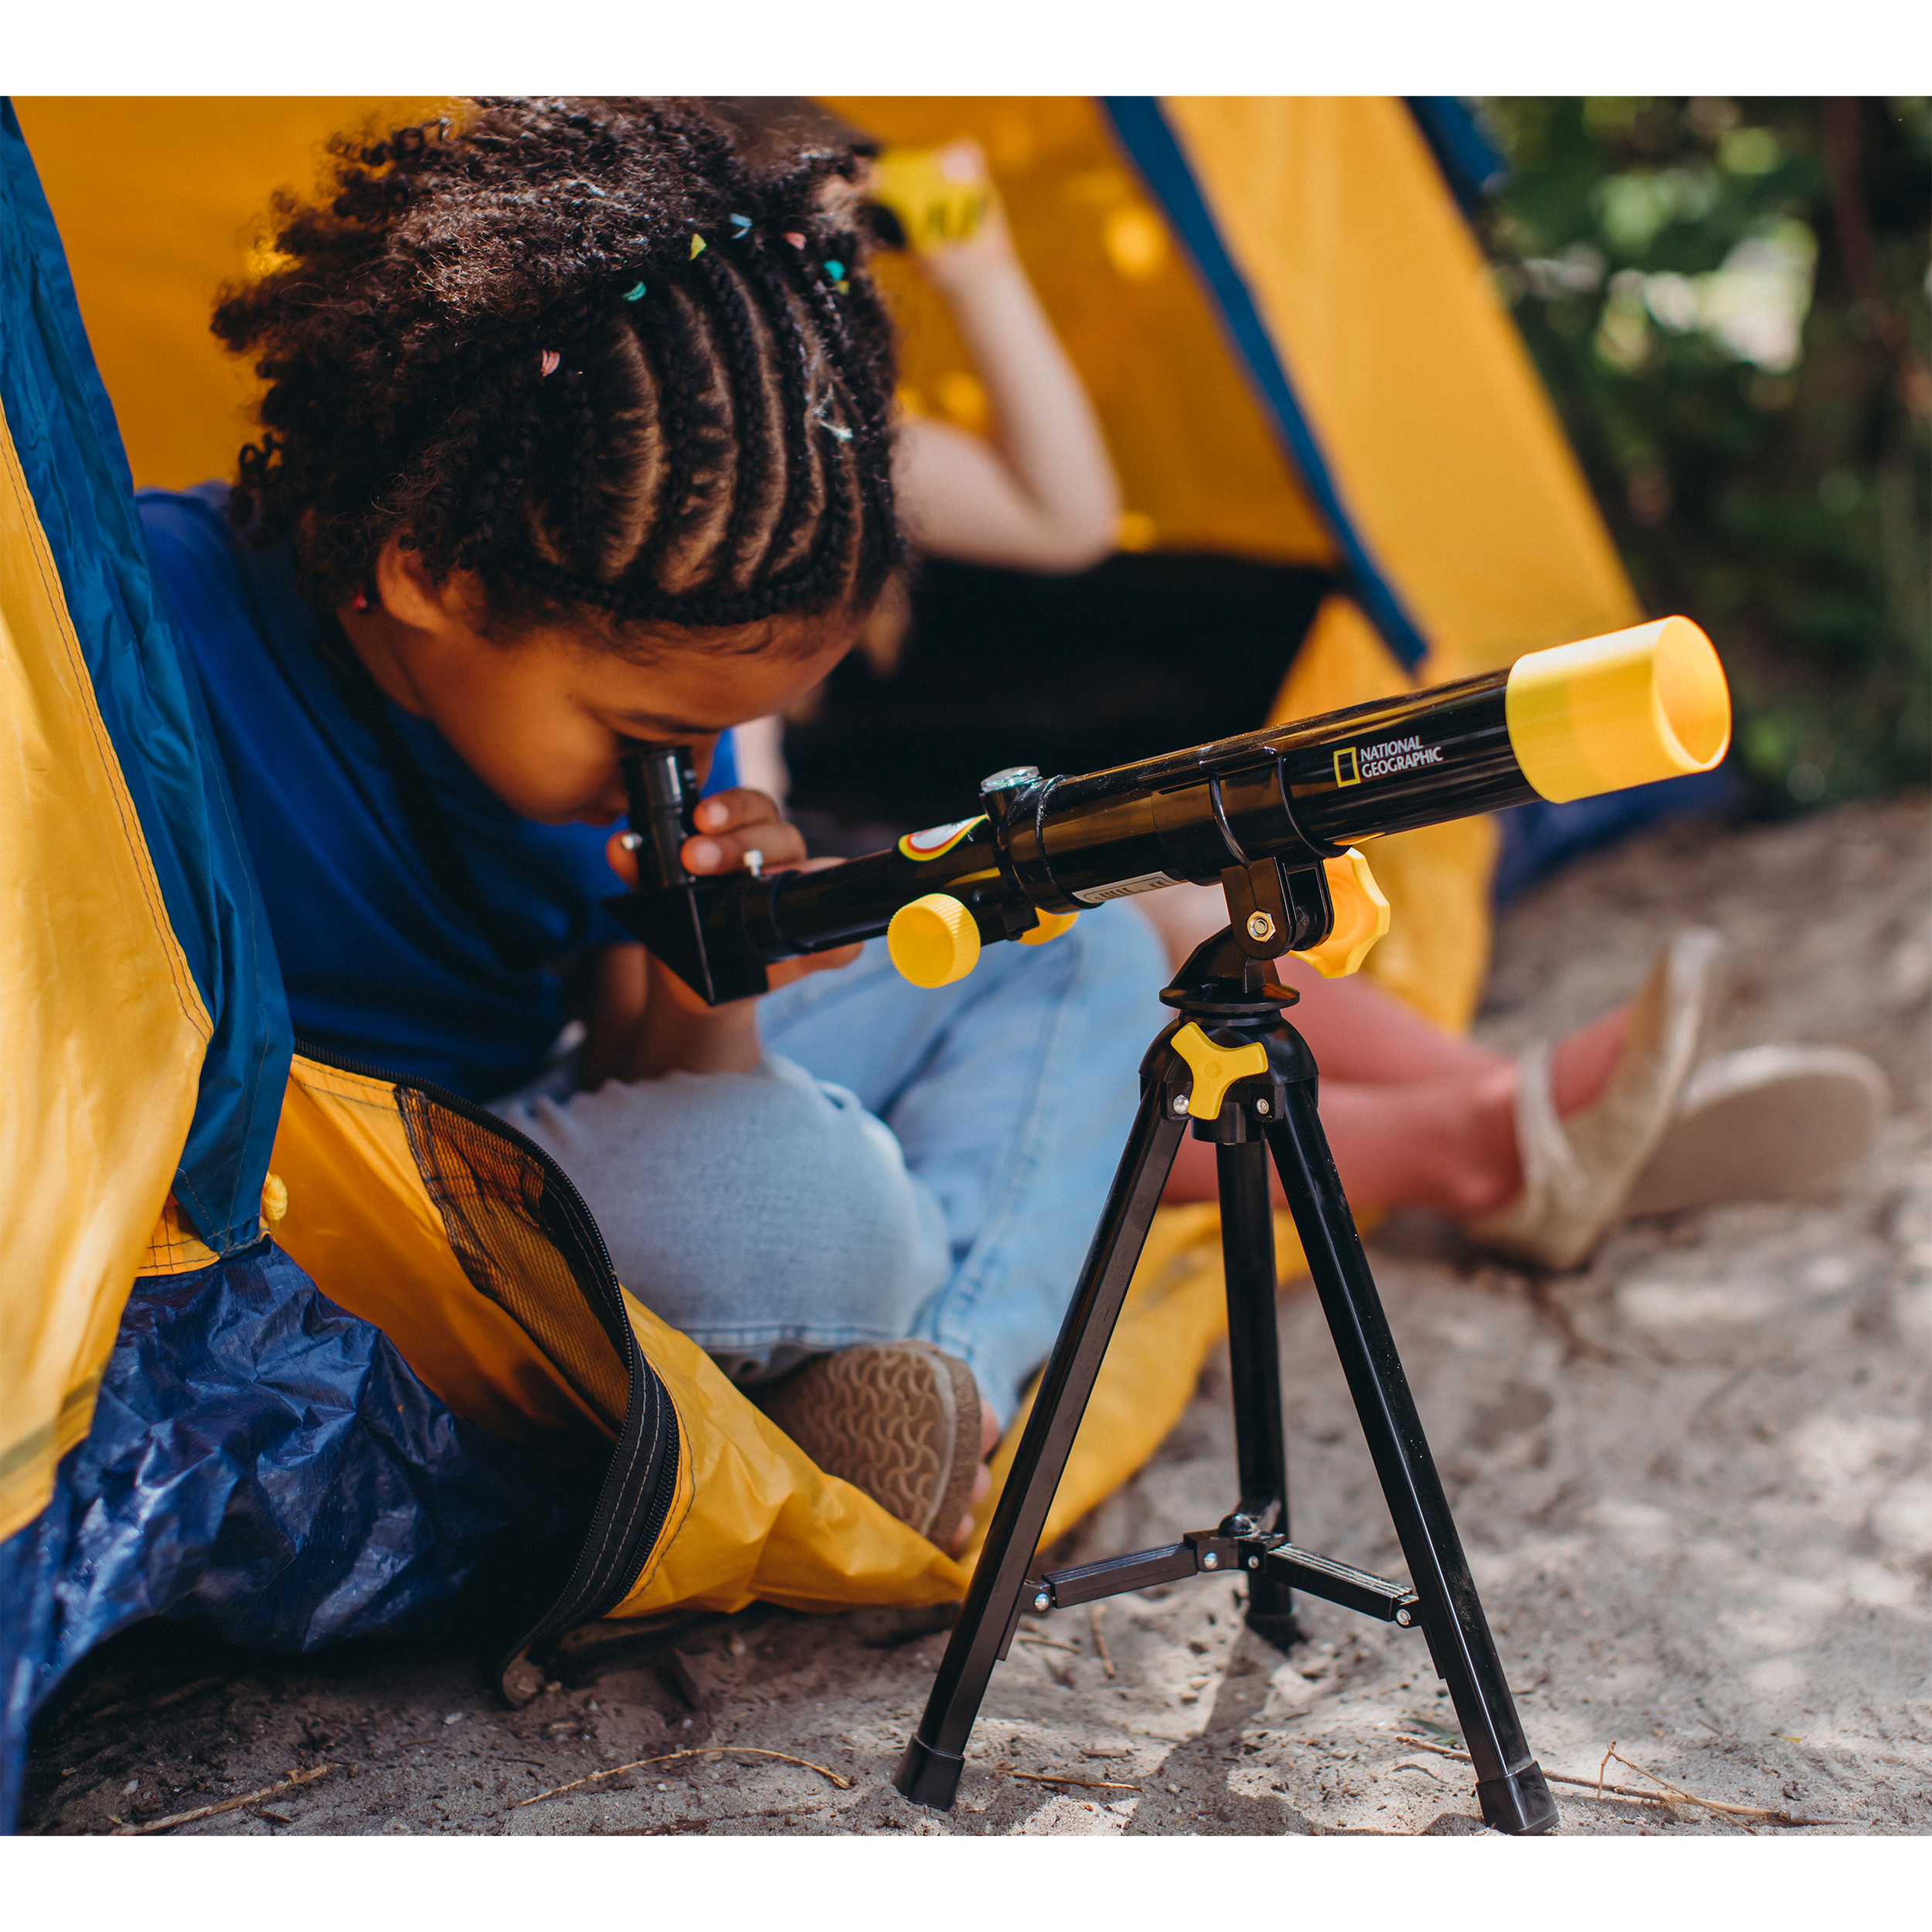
1333, 747, 1361, 787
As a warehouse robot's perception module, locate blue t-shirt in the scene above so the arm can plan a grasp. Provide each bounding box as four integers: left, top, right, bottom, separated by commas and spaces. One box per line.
140, 485, 736, 1100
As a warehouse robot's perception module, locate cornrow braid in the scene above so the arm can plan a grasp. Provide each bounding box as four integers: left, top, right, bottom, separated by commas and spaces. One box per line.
749, 233, 823, 583
214, 97, 906, 651
691, 248, 778, 594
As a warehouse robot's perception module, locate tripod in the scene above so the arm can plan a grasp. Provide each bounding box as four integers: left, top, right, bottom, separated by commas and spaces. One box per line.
893, 923, 1558, 1835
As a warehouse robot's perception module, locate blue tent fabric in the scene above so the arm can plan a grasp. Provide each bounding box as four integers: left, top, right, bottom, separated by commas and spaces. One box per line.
1100, 96, 1432, 672
0, 100, 289, 1253
1492, 765, 1743, 904
0, 1244, 539, 1832
1404, 98, 1511, 217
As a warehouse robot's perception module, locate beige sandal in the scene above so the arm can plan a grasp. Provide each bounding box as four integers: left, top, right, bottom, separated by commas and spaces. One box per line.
757, 1341, 982, 1546
1624, 1044, 1890, 1216
1467, 927, 1725, 1270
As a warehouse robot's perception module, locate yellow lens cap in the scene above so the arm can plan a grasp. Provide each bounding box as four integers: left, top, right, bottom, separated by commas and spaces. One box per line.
1505, 616, 1731, 804
887, 893, 982, 988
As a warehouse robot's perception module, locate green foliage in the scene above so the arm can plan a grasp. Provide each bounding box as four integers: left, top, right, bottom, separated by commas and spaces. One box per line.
1477, 97, 1931, 808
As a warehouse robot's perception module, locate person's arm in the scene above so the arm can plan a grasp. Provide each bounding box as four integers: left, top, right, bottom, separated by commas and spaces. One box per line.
888, 142, 1120, 574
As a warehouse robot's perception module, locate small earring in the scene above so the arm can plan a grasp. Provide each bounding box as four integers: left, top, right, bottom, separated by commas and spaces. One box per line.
351, 584, 371, 613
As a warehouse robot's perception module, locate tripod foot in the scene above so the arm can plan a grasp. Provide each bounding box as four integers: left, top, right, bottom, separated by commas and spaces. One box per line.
1476, 1761, 1559, 1835
893, 1732, 965, 1811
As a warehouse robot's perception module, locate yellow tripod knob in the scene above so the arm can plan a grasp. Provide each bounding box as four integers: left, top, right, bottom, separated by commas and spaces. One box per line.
888, 893, 983, 988
1291, 848, 1391, 979
1018, 908, 1080, 947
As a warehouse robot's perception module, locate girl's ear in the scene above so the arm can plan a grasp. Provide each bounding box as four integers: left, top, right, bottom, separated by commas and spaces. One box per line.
370, 535, 479, 636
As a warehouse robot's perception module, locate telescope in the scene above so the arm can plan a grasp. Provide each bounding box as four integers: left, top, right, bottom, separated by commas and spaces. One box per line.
609, 614, 1730, 1835
608, 615, 1732, 1001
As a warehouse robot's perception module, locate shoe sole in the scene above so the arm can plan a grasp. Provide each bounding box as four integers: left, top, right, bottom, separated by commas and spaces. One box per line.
1624, 1045, 1890, 1217
759, 1342, 981, 1545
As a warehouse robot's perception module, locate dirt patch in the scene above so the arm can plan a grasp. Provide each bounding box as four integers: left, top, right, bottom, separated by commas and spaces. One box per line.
21, 794, 1932, 1837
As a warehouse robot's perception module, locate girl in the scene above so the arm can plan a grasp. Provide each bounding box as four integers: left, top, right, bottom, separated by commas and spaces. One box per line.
140, 97, 1165, 1553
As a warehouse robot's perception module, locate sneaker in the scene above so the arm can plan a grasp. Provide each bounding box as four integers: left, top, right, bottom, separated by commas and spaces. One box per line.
757, 1342, 983, 1546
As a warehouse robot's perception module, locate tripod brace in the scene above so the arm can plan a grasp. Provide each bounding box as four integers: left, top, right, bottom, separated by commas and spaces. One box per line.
891, 926, 1560, 1835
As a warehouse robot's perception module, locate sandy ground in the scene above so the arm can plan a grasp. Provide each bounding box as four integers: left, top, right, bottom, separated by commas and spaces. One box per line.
19, 793, 1932, 1838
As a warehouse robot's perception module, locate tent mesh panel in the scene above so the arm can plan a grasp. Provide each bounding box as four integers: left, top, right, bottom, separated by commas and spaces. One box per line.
395, 1089, 629, 1435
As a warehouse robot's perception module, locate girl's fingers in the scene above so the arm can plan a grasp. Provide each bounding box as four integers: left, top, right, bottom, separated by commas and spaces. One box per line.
682, 823, 808, 876
691, 787, 784, 835
683, 787, 804, 876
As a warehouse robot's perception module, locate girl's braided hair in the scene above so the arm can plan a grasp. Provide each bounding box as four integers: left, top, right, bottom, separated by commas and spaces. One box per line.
213, 97, 905, 645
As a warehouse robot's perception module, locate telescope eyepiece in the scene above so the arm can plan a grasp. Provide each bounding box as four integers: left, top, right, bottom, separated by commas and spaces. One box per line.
621, 741, 700, 892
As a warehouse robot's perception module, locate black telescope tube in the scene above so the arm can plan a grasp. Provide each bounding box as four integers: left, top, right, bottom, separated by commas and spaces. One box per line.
609, 668, 1543, 999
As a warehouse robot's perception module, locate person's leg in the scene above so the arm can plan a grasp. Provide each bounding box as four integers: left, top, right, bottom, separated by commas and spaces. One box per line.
498, 1053, 953, 1385
758, 903, 1165, 1427
1159, 945, 1634, 1214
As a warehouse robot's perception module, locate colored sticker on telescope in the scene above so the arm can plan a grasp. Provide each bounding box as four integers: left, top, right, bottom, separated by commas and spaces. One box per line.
1072, 869, 1179, 905
898, 815, 985, 861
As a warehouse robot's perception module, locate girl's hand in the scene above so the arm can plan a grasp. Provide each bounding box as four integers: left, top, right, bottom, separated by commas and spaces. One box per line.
601, 788, 861, 1077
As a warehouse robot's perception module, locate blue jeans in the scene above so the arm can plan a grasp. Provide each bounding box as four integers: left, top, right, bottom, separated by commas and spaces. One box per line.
497, 905, 1164, 1425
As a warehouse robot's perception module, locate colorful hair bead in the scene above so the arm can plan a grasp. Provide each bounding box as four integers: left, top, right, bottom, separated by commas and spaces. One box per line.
813, 402, 854, 443
689, 233, 707, 259
822, 259, 845, 281
729, 213, 752, 239
783, 231, 806, 249
539, 349, 560, 377
623, 281, 647, 301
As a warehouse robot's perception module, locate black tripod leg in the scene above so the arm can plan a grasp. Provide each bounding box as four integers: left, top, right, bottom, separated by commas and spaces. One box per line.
1264, 1083, 1558, 1835
894, 1083, 1186, 1809
1216, 1135, 1301, 1650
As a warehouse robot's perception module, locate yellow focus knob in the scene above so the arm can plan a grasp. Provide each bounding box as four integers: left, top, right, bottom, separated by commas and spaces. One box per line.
888, 893, 982, 988
1017, 908, 1080, 947
1291, 849, 1391, 979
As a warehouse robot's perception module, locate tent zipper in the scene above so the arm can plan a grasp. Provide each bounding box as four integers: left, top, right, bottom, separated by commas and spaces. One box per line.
289, 1039, 682, 1673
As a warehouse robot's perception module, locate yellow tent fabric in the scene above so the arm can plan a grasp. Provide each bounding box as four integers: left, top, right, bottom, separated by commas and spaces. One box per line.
0, 390, 213, 1546
1161, 98, 1640, 675
12, 98, 444, 494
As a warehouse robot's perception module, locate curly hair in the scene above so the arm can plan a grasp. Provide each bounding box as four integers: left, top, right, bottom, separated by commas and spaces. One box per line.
213, 97, 905, 645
